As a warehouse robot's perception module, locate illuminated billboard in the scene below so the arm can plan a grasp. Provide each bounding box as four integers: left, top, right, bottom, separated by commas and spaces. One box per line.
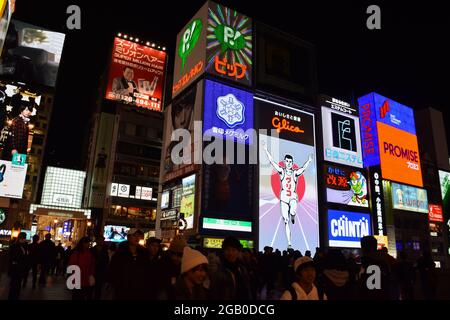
41, 167, 86, 209
0, 0, 14, 55
202, 217, 252, 232
0, 159, 27, 198
438, 170, 450, 252
324, 164, 369, 208
429, 205, 444, 223
257, 98, 319, 252
328, 209, 372, 248
162, 81, 202, 183
206, 2, 252, 86
203, 79, 254, 144
203, 237, 254, 249
321, 105, 363, 168
377, 122, 422, 187
0, 19, 65, 87
161, 190, 170, 210
172, 3, 208, 98
391, 182, 428, 213
180, 174, 196, 230
110, 183, 154, 201
105, 37, 166, 111
104, 225, 129, 242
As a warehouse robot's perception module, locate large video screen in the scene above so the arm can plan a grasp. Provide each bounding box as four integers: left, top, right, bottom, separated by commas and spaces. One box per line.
103, 225, 130, 242
0, 19, 65, 87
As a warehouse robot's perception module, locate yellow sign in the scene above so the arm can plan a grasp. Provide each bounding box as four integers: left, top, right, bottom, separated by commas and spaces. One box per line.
375, 235, 388, 250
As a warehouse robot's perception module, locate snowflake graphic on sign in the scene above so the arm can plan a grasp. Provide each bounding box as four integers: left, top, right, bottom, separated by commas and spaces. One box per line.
216, 93, 245, 128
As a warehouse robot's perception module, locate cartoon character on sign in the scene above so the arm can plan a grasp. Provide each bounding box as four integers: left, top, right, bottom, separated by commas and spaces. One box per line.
263, 141, 314, 249
349, 172, 367, 205
216, 93, 245, 128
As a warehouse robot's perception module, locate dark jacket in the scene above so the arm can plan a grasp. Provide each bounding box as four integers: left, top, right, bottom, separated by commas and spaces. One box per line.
155, 252, 182, 300
209, 257, 252, 300
319, 269, 355, 300
2, 115, 29, 160
172, 276, 209, 300
38, 239, 56, 265
107, 241, 150, 300
8, 242, 29, 277
91, 244, 110, 279
27, 242, 40, 266
357, 251, 392, 300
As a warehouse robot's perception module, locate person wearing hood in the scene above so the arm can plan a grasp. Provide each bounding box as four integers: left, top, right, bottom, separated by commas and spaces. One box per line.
209, 236, 252, 300
172, 246, 209, 300
317, 249, 354, 300
280, 256, 327, 300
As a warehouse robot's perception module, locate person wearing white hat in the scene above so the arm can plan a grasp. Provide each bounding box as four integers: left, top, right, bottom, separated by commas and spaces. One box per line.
172, 246, 209, 300
280, 256, 327, 300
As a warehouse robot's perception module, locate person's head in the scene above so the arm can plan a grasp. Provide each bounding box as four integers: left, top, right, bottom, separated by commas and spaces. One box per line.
76, 237, 90, 252
324, 249, 347, 270
45, 233, 52, 241
169, 236, 187, 265
146, 237, 162, 257
360, 236, 378, 256
181, 246, 209, 285
171, 90, 195, 130
294, 256, 316, 286
381, 247, 388, 254
19, 104, 33, 118
284, 154, 294, 170
32, 234, 39, 243
123, 67, 134, 81
17, 232, 27, 243
222, 236, 242, 264
305, 250, 311, 257
127, 229, 144, 247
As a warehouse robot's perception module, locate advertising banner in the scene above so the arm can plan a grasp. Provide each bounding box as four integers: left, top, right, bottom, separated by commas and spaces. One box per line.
206, 1, 252, 86
105, 37, 166, 111
368, 166, 386, 236
377, 122, 422, 187
0, 160, 27, 198
172, 3, 208, 98
203, 237, 254, 249
104, 225, 129, 242
429, 204, 444, 223
324, 164, 369, 207
438, 170, 450, 255
180, 174, 196, 230
328, 209, 372, 248
257, 98, 318, 252
202, 217, 252, 232
391, 182, 428, 213
203, 79, 254, 144
321, 106, 363, 168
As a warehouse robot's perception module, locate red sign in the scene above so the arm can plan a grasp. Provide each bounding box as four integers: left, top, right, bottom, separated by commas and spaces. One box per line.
429, 204, 444, 222
105, 37, 166, 111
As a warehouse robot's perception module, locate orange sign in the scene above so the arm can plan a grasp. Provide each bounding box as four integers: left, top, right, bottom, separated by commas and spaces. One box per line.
377, 122, 422, 187
271, 117, 304, 134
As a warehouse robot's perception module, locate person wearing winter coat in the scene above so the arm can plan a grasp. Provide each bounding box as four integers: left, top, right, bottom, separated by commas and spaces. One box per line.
209, 237, 253, 300
8, 232, 29, 300
317, 249, 354, 300
68, 237, 96, 300
280, 256, 327, 300
172, 246, 209, 300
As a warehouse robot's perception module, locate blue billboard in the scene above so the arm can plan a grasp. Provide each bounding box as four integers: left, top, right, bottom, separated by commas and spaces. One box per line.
203, 79, 254, 144
358, 92, 417, 168
328, 209, 372, 248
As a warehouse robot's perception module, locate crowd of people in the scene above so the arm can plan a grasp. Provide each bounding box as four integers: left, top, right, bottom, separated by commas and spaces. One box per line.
5, 230, 439, 300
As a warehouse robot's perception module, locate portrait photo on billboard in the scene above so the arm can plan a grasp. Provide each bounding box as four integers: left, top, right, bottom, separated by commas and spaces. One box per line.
203, 79, 254, 145
206, 2, 252, 86
0, 19, 65, 88
321, 106, 363, 168
0, 81, 40, 161
105, 37, 166, 111
162, 81, 202, 183
258, 103, 318, 252
324, 164, 369, 208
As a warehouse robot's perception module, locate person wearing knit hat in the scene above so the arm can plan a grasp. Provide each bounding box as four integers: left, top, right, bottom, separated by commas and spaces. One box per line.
172, 246, 209, 300
280, 256, 327, 300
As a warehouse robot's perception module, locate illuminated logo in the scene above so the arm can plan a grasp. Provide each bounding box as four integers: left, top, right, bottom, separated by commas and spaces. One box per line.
216, 93, 245, 128
178, 19, 203, 72
12, 153, 26, 166
172, 60, 204, 95
332, 113, 357, 152
272, 117, 304, 134
0, 209, 5, 225
380, 100, 390, 119
382, 142, 419, 170
330, 214, 370, 238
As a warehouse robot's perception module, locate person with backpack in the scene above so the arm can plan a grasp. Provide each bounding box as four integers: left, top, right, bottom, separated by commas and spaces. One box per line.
280, 256, 326, 300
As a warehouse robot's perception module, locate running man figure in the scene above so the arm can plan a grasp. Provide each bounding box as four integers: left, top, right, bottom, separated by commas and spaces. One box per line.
263, 142, 314, 249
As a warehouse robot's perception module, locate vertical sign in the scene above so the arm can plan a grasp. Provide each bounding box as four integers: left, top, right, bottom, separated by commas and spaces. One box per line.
369, 166, 386, 236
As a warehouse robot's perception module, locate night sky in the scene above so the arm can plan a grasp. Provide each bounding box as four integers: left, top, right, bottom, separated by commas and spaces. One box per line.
11, 0, 450, 170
